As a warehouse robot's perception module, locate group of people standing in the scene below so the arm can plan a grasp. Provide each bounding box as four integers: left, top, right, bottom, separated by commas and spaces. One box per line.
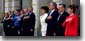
2, 2, 79, 36
2, 7, 35, 36
40, 2, 79, 36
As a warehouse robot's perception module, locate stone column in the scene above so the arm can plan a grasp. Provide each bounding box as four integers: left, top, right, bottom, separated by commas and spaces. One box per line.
5, 0, 9, 12
11, 0, 15, 10
32, 0, 40, 36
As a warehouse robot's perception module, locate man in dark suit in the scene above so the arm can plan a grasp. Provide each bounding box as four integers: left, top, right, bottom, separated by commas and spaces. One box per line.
27, 7, 35, 36
57, 4, 69, 36
2, 13, 14, 36
20, 8, 30, 36
45, 2, 59, 36
21, 8, 35, 36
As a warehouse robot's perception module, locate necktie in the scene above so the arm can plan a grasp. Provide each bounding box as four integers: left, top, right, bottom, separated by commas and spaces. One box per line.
57, 14, 62, 21
48, 11, 51, 16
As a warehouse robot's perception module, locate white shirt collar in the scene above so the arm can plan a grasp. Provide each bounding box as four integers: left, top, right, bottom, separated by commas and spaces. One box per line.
24, 12, 29, 15
59, 11, 64, 15
25, 12, 28, 15
29, 12, 32, 14
51, 9, 55, 13
49, 9, 55, 16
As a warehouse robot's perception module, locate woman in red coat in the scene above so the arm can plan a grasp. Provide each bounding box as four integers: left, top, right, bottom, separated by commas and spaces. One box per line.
62, 5, 79, 36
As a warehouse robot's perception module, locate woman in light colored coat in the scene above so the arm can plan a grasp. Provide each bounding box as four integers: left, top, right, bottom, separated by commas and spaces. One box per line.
40, 6, 49, 36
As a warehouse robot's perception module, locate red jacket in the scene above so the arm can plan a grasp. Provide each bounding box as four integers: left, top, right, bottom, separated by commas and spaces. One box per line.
62, 14, 79, 36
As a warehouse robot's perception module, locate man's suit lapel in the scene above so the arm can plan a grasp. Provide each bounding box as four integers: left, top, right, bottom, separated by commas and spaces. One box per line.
57, 11, 65, 21
48, 11, 51, 16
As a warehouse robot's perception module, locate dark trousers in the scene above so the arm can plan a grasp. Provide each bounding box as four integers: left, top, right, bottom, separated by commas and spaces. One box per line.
3, 24, 13, 36
46, 29, 57, 36
46, 25, 57, 36
10, 26, 20, 36
20, 27, 34, 36
56, 27, 65, 36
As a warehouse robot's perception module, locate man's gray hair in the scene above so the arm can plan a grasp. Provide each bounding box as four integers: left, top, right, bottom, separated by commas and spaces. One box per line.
50, 2, 57, 8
